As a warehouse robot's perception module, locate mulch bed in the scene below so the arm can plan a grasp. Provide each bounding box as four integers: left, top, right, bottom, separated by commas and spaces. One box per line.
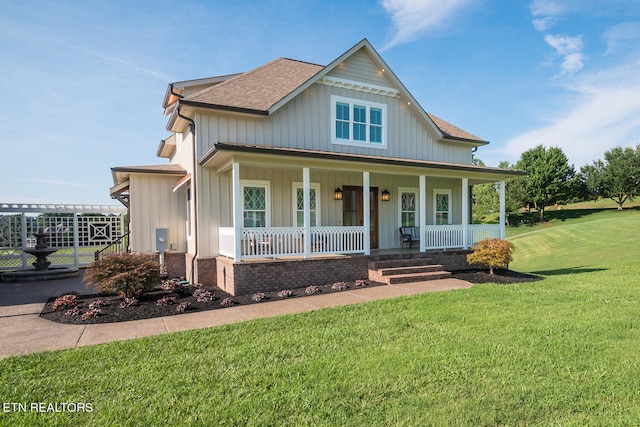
40, 269, 541, 325
452, 269, 542, 284
40, 279, 382, 325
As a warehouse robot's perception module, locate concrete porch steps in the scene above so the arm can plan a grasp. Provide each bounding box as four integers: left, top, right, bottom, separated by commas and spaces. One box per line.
368, 255, 452, 285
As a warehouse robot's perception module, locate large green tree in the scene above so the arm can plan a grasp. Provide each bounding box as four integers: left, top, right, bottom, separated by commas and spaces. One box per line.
516, 145, 576, 221
471, 160, 528, 225
580, 145, 640, 210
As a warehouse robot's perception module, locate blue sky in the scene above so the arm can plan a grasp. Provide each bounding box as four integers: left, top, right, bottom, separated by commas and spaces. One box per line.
1, 0, 640, 205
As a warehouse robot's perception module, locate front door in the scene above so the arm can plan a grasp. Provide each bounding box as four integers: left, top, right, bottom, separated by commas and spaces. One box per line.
342, 186, 378, 249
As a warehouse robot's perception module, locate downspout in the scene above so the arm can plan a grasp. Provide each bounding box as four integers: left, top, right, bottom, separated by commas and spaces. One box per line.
177, 105, 198, 284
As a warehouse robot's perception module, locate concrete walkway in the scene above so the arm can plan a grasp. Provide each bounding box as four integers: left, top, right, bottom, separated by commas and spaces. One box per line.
0, 273, 472, 360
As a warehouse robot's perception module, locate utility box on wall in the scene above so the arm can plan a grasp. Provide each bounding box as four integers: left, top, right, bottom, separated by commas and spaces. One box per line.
155, 228, 168, 253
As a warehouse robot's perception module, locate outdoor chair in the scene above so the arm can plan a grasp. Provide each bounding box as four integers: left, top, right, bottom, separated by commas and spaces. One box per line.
399, 226, 420, 249
248, 232, 273, 256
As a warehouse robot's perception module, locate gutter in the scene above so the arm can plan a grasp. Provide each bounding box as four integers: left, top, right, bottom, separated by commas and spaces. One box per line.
177, 104, 199, 284
180, 99, 269, 116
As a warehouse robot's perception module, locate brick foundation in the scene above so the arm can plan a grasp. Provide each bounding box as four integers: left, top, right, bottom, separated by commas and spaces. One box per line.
215, 255, 370, 296
424, 249, 472, 271
185, 254, 217, 288
162, 252, 186, 279
189, 250, 472, 296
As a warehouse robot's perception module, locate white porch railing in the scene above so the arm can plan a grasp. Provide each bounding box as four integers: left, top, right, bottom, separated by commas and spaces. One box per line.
218, 227, 235, 258
424, 224, 502, 250
310, 226, 365, 255
424, 225, 465, 250
219, 224, 500, 259
467, 224, 502, 245
218, 226, 366, 259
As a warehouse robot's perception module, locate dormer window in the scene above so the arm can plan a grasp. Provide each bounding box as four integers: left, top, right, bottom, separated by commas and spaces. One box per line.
331, 95, 386, 148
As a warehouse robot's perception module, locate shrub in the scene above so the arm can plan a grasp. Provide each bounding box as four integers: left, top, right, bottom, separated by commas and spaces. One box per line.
331, 282, 347, 291
82, 308, 103, 320
193, 288, 215, 302
355, 280, 368, 288
305, 285, 320, 295
277, 289, 293, 298
84, 253, 161, 297
467, 238, 516, 275
120, 297, 139, 309
176, 302, 192, 312
88, 300, 107, 310
162, 278, 191, 292
64, 307, 81, 317
52, 294, 78, 311
220, 297, 236, 307
252, 292, 266, 302
157, 293, 179, 306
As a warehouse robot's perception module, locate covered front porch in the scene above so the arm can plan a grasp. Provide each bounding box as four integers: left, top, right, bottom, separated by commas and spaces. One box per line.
203, 145, 508, 262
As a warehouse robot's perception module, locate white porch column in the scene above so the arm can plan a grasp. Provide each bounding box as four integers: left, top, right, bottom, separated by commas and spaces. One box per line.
499, 180, 506, 239
303, 167, 311, 258
232, 162, 242, 262
462, 178, 469, 249
363, 171, 370, 255
419, 175, 426, 252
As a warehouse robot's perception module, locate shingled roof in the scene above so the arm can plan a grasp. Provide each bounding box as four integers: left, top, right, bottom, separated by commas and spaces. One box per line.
183, 58, 323, 113
427, 113, 484, 143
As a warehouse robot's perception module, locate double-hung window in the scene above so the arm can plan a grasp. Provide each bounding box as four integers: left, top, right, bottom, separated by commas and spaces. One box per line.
331, 95, 386, 148
399, 188, 418, 227
293, 183, 320, 227
242, 180, 270, 227
434, 189, 452, 225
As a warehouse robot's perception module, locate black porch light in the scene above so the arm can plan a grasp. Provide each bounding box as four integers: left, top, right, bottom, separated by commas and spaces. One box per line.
381, 189, 390, 202
334, 187, 343, 200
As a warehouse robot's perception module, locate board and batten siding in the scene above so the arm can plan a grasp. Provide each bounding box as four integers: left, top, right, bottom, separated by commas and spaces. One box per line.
196, 84, 472, 166
129, 174, 187, 254
327, 49, 390, 87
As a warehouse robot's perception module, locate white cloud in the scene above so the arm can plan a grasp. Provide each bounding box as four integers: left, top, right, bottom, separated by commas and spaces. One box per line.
544, 34, 585, 74
530, 0, 565, 17
503, 64, 640, 167
604, 22, 640, 55
380, 0, 476, 50
532, 16, 557, 32
529, 1, 586, 75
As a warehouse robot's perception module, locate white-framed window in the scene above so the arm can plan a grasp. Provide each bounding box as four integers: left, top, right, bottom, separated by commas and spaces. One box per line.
398, 187, 418, 227
241, 180, 270, 227
434, 189, 452, 225
331, 95, 387, 148
292, 183, 320, 227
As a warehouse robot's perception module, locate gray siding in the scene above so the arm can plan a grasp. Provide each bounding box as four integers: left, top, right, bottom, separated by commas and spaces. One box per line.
130, 174, 187, 254
196, 83, 472, 165
326, 49, 390, 87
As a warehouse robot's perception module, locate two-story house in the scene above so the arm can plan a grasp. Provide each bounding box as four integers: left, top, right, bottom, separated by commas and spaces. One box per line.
110, 39, 522, 295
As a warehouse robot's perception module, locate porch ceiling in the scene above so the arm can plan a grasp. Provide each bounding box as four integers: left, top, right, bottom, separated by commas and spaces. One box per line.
199, 142, 524, 181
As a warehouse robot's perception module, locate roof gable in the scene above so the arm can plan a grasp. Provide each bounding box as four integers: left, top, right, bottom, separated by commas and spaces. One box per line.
324, 48, 392, 88
176, 38, 488, 145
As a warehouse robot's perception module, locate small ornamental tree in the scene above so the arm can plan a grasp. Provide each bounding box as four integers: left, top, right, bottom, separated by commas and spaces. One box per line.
84, 253, 161, 297
467, 238, 515, 275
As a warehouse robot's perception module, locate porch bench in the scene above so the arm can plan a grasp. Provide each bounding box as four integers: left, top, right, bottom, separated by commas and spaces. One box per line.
399, 226, 420, 249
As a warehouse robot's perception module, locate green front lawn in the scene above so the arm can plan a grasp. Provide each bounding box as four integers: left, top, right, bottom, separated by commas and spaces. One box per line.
1, 209, 640, 425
